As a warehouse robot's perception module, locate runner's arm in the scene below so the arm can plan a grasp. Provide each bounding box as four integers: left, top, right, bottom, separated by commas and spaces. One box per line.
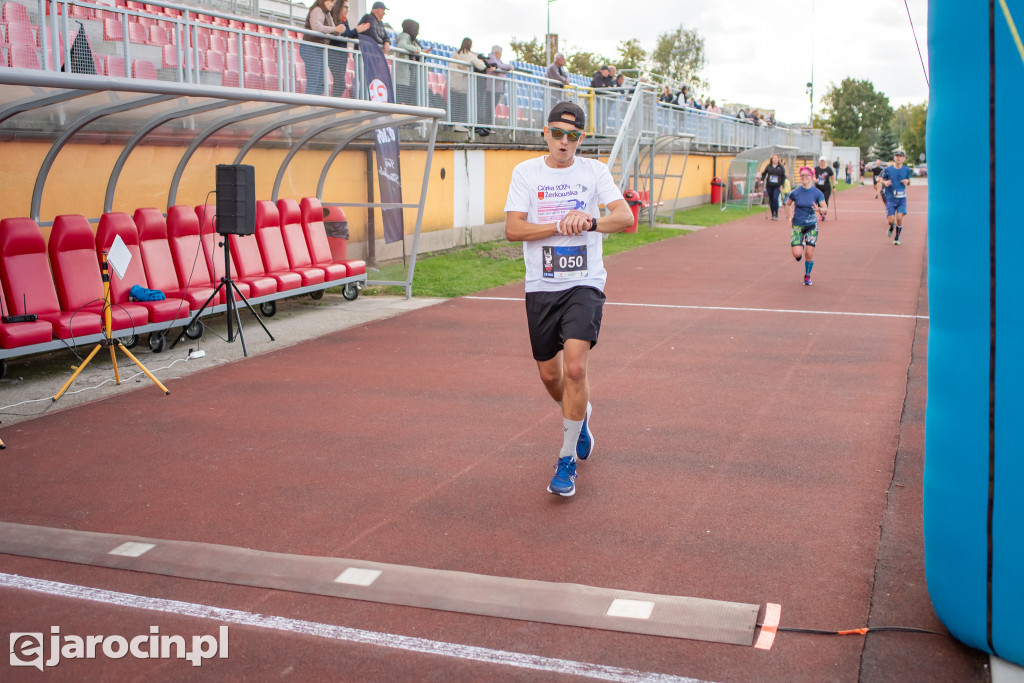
505, 211, 560, 242
562, 199, 634, 234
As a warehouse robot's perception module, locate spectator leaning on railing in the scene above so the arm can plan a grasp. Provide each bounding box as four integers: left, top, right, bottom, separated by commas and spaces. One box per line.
591, 65, 611, 89
301, 0, 345, 96
395, 19, 431, 106
546, 53, 569, 88
328, 0, 369, 97
358, 1, 391, 54
486, 45, 513, 125
451, 37, 489, 133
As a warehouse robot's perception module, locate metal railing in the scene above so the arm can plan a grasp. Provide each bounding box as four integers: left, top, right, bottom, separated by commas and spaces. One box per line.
7, 0, 820, 156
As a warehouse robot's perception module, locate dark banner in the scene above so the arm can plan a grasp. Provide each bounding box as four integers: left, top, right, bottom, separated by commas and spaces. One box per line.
359, 35, 404, 245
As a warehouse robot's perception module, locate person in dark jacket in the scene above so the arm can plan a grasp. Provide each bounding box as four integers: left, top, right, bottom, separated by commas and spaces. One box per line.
358, 0, 390, 54
590, 65, 611, 88
761, 153, 787, 220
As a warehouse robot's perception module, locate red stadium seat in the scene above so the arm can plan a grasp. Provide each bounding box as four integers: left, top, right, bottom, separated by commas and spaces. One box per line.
260, 57, 278, 90
276, 199, 329, 284
0, 217, 102, 339
105, 54, 126, 77
6, 44, 40, 69
209, 31, 226, 54
95, 212, 190, 323
250, 201, 303, 291
131, 59, 158, 80
196, 205, 271, 296
127, 20, 147, 44
300, 197, 365, 276
167, 205, 232, 304
147, 23, 169, 46
135, 207, 216, 310
161, 43, 178, 68
0, 285, 54, 349
3, 20, 34, 46
102, 17, 123, 41
204, 49, 224, 73
1, 1, 30, 24
48, 214, 150, 331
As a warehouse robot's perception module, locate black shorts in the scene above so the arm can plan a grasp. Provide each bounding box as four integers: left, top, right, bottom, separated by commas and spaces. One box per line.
525, 286, 605, 362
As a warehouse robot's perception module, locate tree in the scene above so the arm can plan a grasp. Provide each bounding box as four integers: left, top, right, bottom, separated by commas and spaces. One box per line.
650, 25, 707, 91
509, 37, 545, 67
891, 101, 927, 162
565, 49, 612, 81
615, 38, 648, 74
871, 128, 899, 161
820, 78, 893, 156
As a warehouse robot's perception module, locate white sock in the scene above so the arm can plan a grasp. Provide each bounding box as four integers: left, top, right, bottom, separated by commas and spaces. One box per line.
561, 417, 584, 461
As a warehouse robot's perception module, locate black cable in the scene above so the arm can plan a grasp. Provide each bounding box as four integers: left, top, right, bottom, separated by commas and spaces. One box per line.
986, 0, 998, 657
756, 623, 948, 637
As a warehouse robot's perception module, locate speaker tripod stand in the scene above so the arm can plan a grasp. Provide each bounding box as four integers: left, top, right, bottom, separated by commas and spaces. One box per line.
54, 252, 170, 402
169, 233, 273, 357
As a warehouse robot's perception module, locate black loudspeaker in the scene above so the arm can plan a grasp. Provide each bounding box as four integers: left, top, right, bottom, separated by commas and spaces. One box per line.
215, 164, 256, 236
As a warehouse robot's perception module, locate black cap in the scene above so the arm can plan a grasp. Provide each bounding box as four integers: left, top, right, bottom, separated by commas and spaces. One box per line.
371, 1, 387, 9
547, 101, 585, 130
894, 149, 906, 156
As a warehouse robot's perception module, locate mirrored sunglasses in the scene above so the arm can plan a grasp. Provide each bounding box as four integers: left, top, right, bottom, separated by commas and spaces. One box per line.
548, 127, 583, 142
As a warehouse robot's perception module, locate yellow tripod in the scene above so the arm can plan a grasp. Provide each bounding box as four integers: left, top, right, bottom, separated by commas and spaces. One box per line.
53, 252, 170, 402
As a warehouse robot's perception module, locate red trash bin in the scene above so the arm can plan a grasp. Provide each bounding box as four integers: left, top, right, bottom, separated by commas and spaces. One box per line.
622, 189, 642, 233
710, 177, 725, 204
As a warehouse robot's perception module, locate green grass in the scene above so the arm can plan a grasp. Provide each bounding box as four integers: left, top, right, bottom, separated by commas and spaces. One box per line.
657, 203, 767, 227
357, 217, 707, 299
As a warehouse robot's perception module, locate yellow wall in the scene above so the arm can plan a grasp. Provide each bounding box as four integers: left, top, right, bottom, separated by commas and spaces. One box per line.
0, 140, 734, 242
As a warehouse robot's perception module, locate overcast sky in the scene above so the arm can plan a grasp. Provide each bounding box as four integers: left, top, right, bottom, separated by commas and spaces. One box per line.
371, 0, 930, 125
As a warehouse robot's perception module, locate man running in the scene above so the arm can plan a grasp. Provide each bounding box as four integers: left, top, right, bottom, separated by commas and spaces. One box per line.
881, 150, 912, 244
504, 101, 634, 497
813, 158, 835, 220
784, 166, 828, 285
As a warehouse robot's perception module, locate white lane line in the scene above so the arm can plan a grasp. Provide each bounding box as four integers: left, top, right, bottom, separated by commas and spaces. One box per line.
0, 573, 713, 683
463, 297, 928, 320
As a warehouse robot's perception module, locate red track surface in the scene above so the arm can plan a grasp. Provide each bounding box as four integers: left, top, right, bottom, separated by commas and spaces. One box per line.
0, 185, 989, 681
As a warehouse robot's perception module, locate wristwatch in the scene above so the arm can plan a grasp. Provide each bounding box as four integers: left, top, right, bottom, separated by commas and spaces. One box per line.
589, 217, 598, 232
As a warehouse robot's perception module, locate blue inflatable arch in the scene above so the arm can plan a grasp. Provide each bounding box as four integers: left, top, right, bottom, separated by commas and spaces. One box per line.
925, 0, 1024, 666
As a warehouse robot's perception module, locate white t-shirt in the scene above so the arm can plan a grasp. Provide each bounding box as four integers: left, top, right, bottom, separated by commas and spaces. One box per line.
504, 155, 624, 293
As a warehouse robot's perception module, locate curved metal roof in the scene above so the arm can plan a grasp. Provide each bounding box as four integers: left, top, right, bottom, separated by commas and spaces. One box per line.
0, 70, 444, 221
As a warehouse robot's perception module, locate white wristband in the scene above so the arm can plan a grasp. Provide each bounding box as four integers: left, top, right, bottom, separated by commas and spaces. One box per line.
555, 219, 562, 235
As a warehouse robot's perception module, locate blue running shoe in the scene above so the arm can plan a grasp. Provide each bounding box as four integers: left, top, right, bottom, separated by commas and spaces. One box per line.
576, 403, 594, 460
547, 456, 577, 496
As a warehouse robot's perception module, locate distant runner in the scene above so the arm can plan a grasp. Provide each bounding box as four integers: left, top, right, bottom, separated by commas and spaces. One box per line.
813, 158, 835, 220
785, 166, 828, 285
870, 161, 886, 203
881, 150, 913, 245
761, 153, 787, 221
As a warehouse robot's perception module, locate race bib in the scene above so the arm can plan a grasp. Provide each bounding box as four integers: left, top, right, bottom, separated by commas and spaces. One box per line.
816, 176, 826, 185
894, 189, 906, 198
542, 245, 588, 280
768, 174, 778, 184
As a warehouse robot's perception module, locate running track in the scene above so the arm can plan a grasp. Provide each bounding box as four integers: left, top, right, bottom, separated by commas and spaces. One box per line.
0, 184, 990, 681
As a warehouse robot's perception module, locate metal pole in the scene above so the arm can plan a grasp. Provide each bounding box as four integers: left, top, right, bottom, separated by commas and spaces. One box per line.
545, 0, 550, 67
